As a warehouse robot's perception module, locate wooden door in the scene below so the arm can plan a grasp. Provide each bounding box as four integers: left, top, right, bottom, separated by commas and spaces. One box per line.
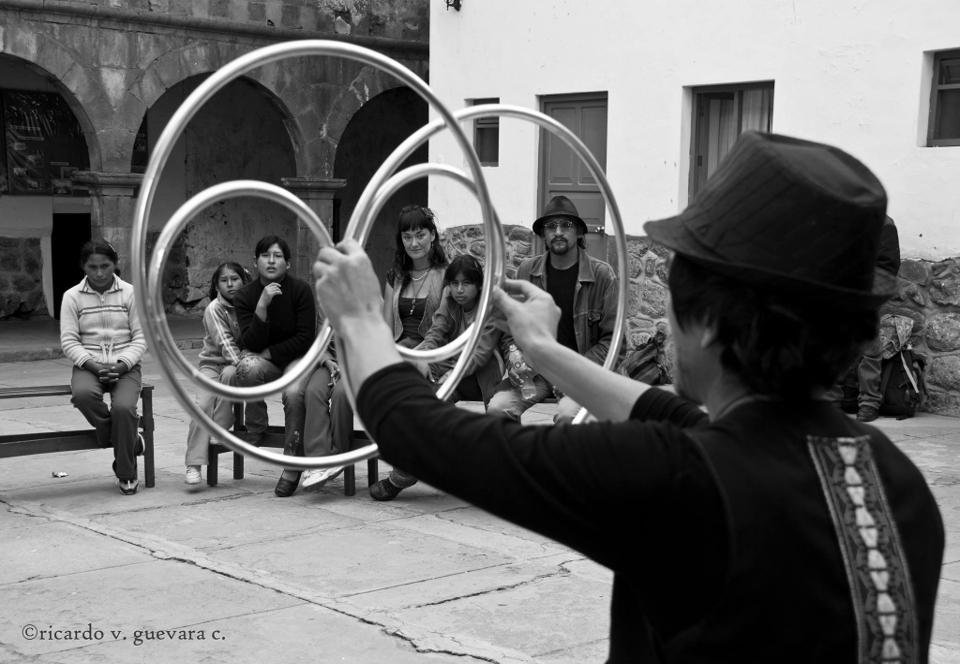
538, 93, 608, 260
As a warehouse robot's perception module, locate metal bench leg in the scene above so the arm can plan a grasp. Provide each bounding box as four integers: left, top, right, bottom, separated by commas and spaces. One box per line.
141, 388, 155, 488
367, 458, 379, 487
344, 465, 356, 496
207, 443, 219, 486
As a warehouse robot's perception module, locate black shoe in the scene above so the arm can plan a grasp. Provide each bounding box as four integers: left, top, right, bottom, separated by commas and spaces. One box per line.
369, 479, 404, 501
274, 472, 302, 497
857, 405, 880, 422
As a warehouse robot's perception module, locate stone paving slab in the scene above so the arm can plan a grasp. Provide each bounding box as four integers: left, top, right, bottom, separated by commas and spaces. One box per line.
212, 521, 518, 600
1, 560, 303, 657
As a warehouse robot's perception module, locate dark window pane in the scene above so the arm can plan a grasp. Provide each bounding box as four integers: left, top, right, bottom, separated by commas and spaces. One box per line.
939, 58, 960, 85
476, 126, 499, 166
936, 89, 960, 139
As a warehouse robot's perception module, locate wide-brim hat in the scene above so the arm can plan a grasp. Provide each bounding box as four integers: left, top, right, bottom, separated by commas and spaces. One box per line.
533, 195, 589, 236
644, 131, 897, 310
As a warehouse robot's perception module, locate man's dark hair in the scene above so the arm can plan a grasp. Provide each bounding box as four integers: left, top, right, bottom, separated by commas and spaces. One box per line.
254, 236, 291, 262
668, 253, 879, 399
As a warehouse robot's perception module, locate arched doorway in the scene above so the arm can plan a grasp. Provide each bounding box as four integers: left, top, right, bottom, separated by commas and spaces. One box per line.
0, 55, 93, 320
143, 75, 297, 313
333, 87, 428, 287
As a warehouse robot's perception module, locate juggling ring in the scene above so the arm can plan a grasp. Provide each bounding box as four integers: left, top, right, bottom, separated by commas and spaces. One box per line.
132, 40, 628, 472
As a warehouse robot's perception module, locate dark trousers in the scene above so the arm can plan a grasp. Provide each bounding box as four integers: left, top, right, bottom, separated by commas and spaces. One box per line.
70, 364, 142, 481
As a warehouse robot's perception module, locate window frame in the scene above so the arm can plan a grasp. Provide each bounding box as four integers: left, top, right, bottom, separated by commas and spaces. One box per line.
688, 81, 774, 198
472, 97, 500, 167
927, 49, 960, 147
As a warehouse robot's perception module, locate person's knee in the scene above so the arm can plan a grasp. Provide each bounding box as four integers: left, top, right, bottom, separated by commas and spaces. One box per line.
487, 394, 521, 421
236, 356, 275, 386
220, 365, 238, 385
112, 399, 139, 422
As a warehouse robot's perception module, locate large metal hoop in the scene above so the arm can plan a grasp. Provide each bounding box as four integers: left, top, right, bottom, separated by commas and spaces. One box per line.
131, 41, 496, 470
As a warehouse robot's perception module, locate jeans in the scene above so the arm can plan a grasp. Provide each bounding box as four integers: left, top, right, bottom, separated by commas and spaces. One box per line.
185, 364, 237, 466
235, 355, 332, 470
826, 335, 883, 410
486, 374, 583, 425
71, 364, 142, 481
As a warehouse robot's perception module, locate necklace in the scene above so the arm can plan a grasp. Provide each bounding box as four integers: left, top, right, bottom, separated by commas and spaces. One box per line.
410, 268, 429, 282
407, 269, 430, 316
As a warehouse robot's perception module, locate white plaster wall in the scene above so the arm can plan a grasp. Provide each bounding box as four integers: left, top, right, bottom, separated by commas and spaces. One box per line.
428, 0, 960, 260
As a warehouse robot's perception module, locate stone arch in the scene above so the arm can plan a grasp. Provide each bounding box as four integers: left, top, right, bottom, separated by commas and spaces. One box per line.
333, 86, 428, 286
312, 65, 410, 178
132, 42, 304, 175
0, 32, 101, 169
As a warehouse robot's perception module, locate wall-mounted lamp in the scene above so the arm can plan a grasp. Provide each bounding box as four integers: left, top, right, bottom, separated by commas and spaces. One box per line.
445, 0, 461, 11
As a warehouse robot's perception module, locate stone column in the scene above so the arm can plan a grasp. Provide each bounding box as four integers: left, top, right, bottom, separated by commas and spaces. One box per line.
281, 177, 347, 279
72, 171, 144, 271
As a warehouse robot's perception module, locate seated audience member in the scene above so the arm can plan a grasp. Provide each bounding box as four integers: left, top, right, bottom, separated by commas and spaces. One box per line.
233, 235, 340, 497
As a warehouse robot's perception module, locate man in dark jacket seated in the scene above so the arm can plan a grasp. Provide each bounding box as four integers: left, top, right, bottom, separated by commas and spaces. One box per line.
312, 132, 944, 662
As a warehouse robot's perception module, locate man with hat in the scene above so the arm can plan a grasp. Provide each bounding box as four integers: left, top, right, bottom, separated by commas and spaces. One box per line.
312, 132, 943, 661
487, 194, 621, 425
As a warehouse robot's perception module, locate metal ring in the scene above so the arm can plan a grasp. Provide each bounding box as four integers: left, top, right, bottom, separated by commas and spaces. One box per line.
337, 103, 628, 420
131, 41, 495, 470
333, 162, 498, 404
147, 181, 334, 401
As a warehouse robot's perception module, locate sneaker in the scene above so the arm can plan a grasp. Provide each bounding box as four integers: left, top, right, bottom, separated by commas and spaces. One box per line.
369, 479, 404, 502
242, 430, 264, 446
119, 479, 139, 495
185, 465, 202, 485
302, 466, 345, 492
857, 405, 880, 422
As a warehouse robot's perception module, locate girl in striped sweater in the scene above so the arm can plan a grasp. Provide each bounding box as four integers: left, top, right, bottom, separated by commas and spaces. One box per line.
184, 262, 251, 486
60, 240, 147, 495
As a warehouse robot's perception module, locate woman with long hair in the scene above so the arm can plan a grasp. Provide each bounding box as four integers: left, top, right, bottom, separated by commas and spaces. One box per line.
321, 205, 449, 495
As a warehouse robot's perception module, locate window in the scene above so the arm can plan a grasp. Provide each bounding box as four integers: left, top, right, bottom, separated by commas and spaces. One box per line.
472, 97, 499, 167
689, 82, 774, 196
928, 49, 960, 147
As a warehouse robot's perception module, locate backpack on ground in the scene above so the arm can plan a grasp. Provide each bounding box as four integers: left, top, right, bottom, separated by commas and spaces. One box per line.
879, 349, 926, 419
617, 335, 666, 386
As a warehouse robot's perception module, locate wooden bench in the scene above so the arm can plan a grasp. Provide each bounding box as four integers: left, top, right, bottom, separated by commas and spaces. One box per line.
0, 385, 156, 488
205, 402, 378, 495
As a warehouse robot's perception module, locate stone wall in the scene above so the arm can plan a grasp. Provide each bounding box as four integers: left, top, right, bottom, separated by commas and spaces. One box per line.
886, 258, 960, 416
442, 224, 960, 416
51, 0, 429, 41
0, 237, 47, 319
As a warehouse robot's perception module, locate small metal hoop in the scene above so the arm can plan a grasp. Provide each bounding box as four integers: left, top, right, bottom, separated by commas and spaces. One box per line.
147, 180, 334, 402
333, 162, 498, 405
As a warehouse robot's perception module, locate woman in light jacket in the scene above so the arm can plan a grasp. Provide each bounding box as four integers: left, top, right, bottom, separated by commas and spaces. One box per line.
60, 240, 147, 495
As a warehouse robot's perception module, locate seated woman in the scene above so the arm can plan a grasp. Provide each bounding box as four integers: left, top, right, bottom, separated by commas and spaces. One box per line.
368, 254, 511, 502
325, 205, 449, 495
233, 235, 339, 498
60, 240, 147, 495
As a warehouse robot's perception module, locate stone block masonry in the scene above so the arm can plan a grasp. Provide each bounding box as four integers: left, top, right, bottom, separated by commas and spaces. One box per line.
0, 237, 47, 319
442, 225, 960, 417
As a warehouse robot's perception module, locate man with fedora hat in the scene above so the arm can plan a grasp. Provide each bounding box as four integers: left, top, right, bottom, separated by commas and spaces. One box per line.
312, 131, 943, 661
487, 194, 621, 425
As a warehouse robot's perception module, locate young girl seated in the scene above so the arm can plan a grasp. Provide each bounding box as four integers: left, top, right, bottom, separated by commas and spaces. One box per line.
369, 254, 511, 501
184, 262, 251, 485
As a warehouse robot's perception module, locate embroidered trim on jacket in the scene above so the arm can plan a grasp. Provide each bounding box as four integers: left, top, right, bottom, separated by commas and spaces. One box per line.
808, 435, 918, 664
